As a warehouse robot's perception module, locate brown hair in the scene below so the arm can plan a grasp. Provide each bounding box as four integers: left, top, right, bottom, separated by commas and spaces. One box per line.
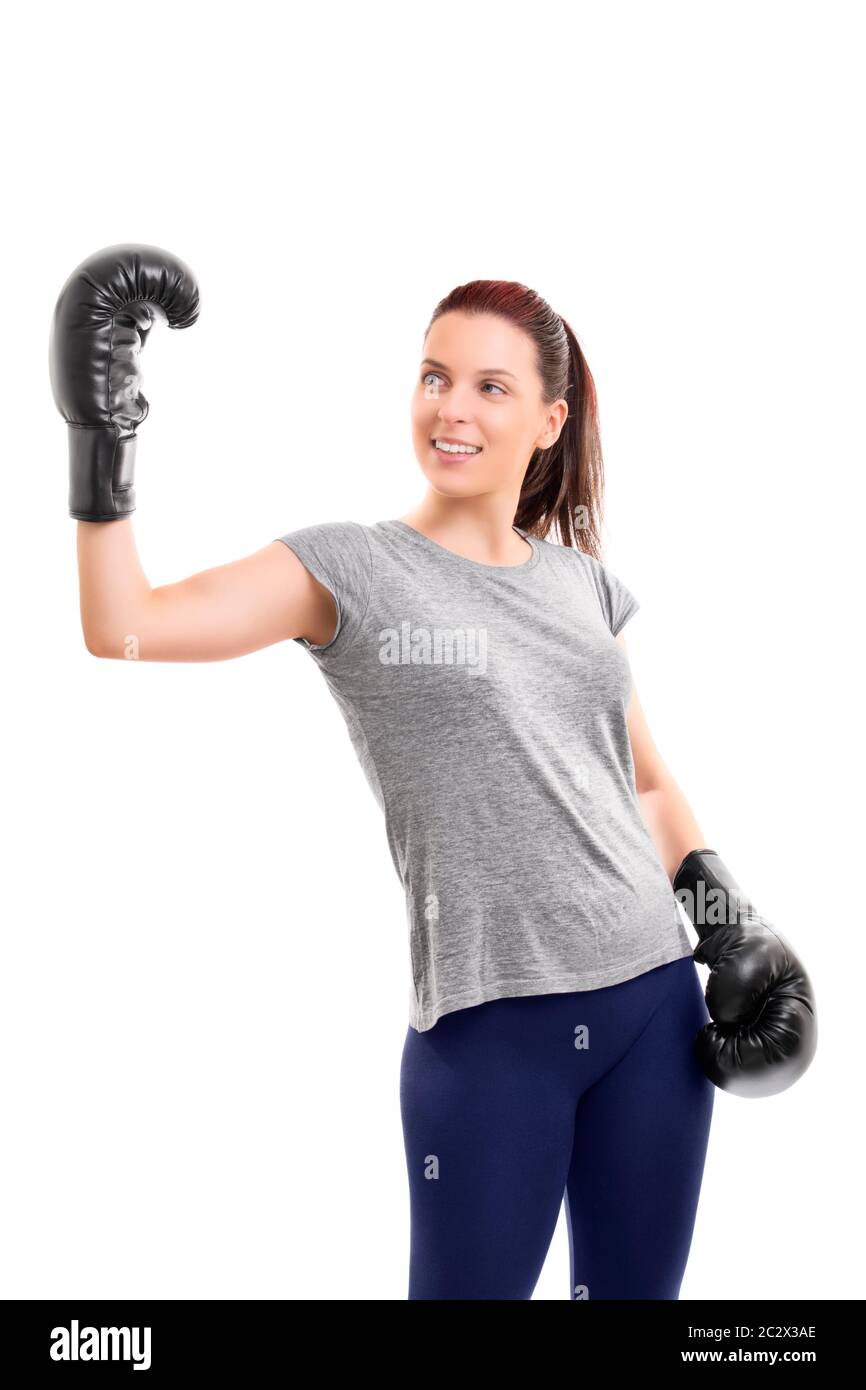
424, 280, 604, 559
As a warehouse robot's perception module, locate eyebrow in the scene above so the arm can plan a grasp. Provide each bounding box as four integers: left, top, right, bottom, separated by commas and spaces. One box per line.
421, 357, 518, 381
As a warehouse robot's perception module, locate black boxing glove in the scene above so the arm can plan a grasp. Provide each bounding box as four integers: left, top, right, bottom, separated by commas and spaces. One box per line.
673, 848, 817, 1099
49, 243, 200, 521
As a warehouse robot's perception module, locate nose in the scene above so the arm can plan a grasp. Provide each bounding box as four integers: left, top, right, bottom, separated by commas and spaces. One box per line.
437, 395, 473, 424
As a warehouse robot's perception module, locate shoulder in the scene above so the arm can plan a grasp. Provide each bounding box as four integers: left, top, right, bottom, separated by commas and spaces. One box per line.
533, 533, 601, 577
536, 533, 639, 633
277, 519, 372, 569
539, 535, 623, 582
275, 520, 374, 606
277, 518, 368, 549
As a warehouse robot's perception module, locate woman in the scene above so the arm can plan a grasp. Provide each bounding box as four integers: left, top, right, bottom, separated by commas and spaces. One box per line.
51, 248, 815, 1301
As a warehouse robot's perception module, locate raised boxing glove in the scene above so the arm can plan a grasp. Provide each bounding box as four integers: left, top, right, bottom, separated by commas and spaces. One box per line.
49, 243, 200, 521
673, 848, 817, 1099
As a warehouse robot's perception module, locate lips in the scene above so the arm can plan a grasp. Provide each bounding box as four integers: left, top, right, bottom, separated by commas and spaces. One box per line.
431, 438, 483, 453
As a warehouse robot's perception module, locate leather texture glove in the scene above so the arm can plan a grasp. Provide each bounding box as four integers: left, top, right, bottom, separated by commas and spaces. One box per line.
673, 848, 817, 1098
49, 243, 200, 520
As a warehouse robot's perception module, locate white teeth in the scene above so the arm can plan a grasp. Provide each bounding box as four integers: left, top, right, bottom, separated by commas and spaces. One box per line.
434, 440, 481, 454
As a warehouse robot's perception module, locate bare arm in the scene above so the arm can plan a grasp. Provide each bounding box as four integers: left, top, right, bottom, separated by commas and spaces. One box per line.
79, 519, 338, 661
617, 632, 708, 880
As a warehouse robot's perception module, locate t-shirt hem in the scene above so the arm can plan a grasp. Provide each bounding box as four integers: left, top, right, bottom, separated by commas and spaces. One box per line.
409, 941, 695, 1033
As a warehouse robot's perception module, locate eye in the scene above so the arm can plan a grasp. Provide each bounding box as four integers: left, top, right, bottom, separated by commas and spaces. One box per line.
421, 372, 505, 395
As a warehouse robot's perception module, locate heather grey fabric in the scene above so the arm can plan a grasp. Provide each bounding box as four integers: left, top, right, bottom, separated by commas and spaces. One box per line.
276, 518, 692, 1031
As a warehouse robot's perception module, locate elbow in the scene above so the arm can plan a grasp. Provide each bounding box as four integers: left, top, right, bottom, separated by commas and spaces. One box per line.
635, 775, 678, 802
82, 627, 112, 659
83, 630, 144, 660
80, 607, 106, 656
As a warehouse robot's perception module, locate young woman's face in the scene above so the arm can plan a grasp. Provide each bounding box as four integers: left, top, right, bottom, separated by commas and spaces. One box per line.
411, 311, 566, 500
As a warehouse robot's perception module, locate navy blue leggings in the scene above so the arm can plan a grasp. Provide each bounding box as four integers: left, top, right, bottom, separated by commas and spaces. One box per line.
399, 955, 715, 1299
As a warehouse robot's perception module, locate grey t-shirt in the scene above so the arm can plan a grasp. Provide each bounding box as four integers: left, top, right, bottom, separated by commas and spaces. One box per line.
276, 518, 693, 1031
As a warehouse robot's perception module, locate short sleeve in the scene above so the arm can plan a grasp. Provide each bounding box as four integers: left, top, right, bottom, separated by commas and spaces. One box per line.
275, 520, 373, 659
583, 554, 640, 636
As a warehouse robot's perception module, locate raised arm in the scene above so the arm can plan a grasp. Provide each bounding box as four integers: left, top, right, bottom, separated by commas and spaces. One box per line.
50, 243, 337, 662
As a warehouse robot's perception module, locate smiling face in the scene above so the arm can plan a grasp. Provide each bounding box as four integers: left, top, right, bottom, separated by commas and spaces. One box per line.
410, 310, 568, 501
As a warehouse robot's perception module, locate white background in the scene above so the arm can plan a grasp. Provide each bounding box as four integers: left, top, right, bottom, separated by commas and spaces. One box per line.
2, 0, 862, 1300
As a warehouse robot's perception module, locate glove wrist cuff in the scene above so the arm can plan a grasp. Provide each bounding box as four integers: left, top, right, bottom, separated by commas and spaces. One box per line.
68, 427, 137, 521
672, 847, 756, 937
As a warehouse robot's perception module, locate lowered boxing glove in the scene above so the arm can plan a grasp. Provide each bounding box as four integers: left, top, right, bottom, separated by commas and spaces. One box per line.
673, 848, 817, 1099
49, 243, 200, 521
